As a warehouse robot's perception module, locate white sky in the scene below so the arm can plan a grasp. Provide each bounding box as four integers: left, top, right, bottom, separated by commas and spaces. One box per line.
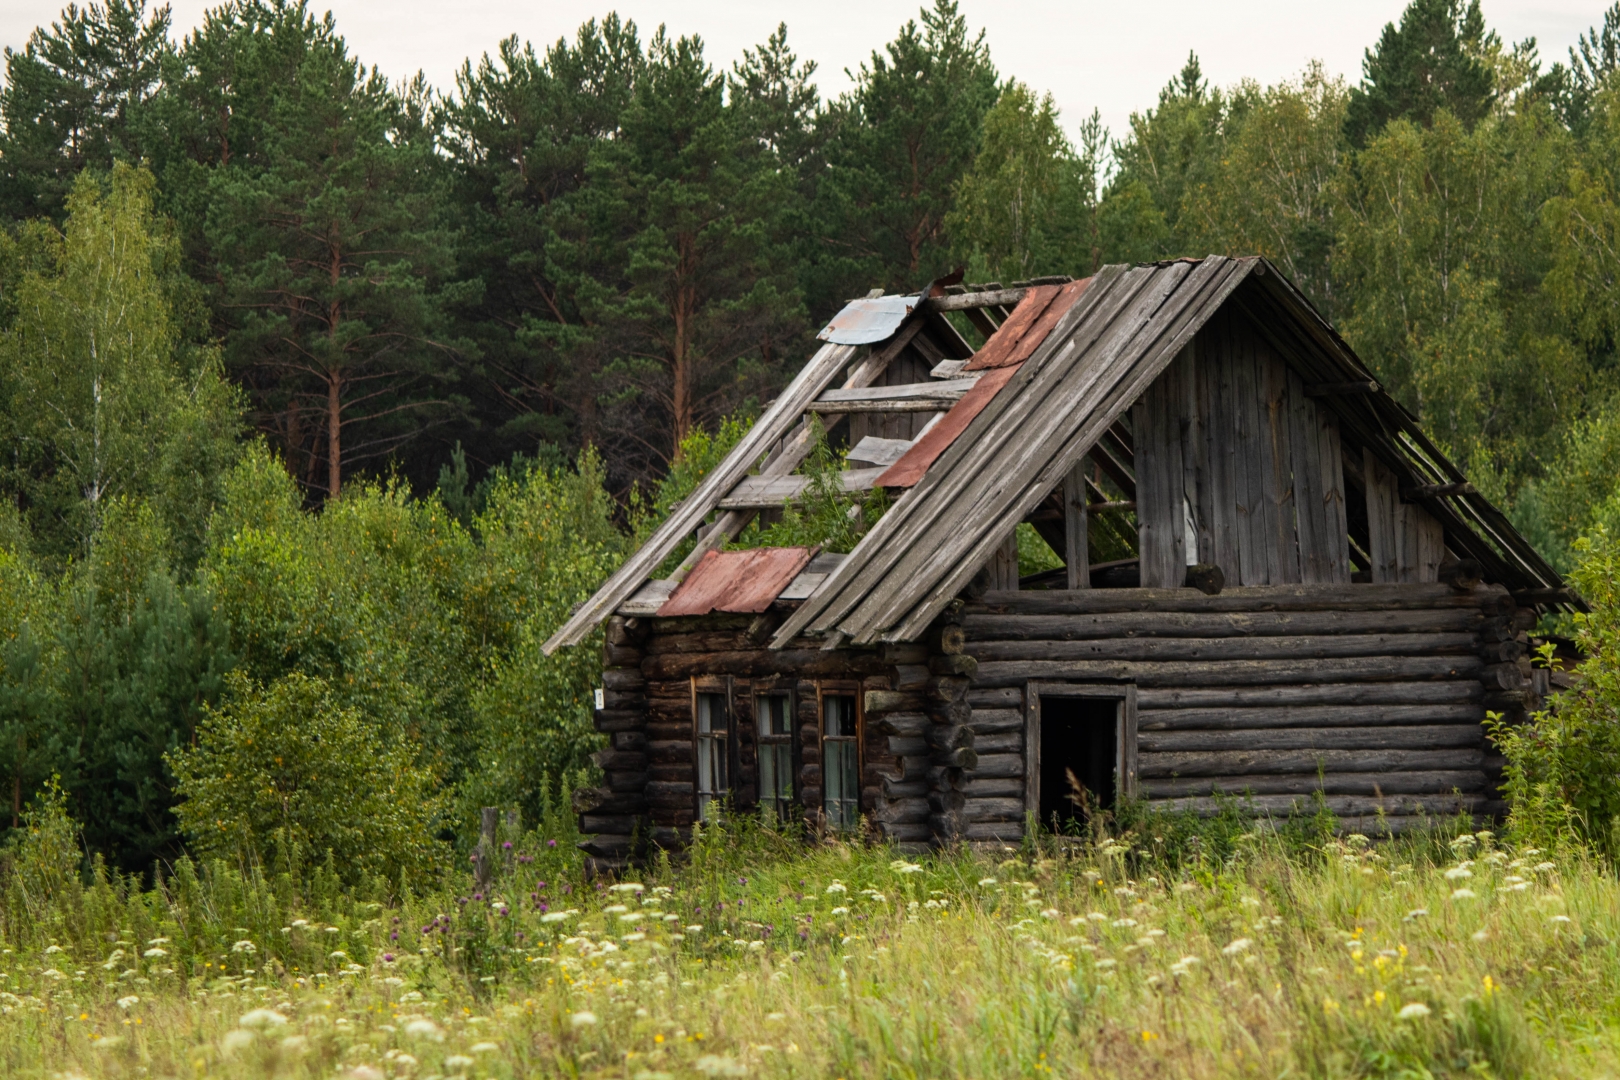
0, 0, 1610, 144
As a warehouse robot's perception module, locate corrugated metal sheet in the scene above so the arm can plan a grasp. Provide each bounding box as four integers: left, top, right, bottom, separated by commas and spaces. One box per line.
818, 295, 916, 345
657, 546, 817, 617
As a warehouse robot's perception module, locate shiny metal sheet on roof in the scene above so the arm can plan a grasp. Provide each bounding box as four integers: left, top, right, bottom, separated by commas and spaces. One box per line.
818, 295, 915, 345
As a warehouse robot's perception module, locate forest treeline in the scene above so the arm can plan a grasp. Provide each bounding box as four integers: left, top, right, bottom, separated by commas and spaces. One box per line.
7, 0, 1620, 874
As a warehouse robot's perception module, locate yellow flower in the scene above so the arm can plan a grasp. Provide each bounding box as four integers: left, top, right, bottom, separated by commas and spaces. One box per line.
1141, 1030, 1158, 1043
1322, 997, 1339, 1014
1373, 990, 1386, 1005
1482, 975, 1496, 996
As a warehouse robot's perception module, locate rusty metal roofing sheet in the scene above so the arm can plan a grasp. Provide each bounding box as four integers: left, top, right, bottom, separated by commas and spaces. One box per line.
875, 365, 1020, 488
657, 546, 817, 617
818, 295, 916, 345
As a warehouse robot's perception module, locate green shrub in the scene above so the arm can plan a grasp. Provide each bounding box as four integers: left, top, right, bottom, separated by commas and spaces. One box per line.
1492, 525, 1620, 858
167, 672, 447, 887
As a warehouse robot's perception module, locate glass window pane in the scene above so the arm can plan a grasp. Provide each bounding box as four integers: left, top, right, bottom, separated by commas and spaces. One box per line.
823, 694, 854, 737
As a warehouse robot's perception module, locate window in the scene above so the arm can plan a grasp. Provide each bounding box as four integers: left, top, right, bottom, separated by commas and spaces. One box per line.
694, 690, 729, 821
821, 691, 861, 831
756, 692, 794, 820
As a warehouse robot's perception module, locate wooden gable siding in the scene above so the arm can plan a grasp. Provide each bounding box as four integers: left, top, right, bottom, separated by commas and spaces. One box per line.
1133, 306, 1351, 588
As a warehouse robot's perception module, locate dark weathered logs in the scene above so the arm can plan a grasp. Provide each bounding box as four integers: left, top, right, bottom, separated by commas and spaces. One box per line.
1438, 558, 1485, 590
592, 749, 647, 771
1512, 587, 1579, 606
642, 649, 889, 680
966, 753, 1022, 778
961, 797, 1025, 821
893, 664, 931, 690
872, 798, 929, 824
645, 781, 694, 806
1138, 747, 1483, 778
1479, 639, 1524, 663
602, 668, 646, 691
969, 633, 1477, 663
605, 770, 651, 792
931, 624, 967, 655
973, 731, 1023, 753
961, 608, 1484, 641
1138, 725, 1483, 753
594, 708, 646, 732
964, 821, 1025, 841
1184, 564, 1225, 595
1136, 703, 1484, 731
1160, 793, 1486, 817
968, 687, 1023, 708
581, 814, 641, 834
611, 730, 648, 751
1142, 769, 1487, 799
882, 778, 928, 798
969, 709, 1024, 734
968, 583, 1509, 616
873, 712, 929, 737
572, 788, 647, 815
866, 690, 923, 714
928, 654, 979, 679
926, 724, 975, 752
1137, 681, 1480, 709
962, 777, 1024, 798
603, 643, 642, 666
1480, 663, 1525, 690
579, 834, 634, 858
974, 655, 1483, 688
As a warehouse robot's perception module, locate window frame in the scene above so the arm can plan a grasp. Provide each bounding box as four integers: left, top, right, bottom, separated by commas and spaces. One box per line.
691, 676, 734, 822
1022, 682, 1138, 816
816, 680, 864, 832
752, 683, 796, 822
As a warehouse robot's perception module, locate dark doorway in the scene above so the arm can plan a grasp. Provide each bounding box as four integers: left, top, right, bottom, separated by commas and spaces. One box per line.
1038, 696, 1119, 829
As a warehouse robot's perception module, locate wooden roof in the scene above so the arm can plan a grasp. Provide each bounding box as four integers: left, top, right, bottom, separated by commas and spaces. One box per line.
543, 257, 1569, 655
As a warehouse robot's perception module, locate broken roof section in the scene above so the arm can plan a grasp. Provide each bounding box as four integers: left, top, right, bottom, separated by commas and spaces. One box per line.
543, 257, 1570, 656
657, 546, 817, 617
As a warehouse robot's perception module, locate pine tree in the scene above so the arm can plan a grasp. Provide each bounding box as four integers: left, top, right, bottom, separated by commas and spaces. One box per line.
204, 30, 468, 498
0, 0, 171, 220
1344, 0, 1496, 146
811, 0, 999, 309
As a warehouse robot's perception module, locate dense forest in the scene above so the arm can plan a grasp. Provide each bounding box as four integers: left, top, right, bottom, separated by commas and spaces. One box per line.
5, 0, 1620, 875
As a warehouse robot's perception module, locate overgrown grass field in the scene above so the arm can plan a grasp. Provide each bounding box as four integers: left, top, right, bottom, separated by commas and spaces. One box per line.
3, 798, 1619, 1080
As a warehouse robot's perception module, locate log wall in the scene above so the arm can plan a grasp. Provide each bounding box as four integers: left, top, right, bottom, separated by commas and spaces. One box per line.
958, 582, 1525, 838
577, 582, 1534, 866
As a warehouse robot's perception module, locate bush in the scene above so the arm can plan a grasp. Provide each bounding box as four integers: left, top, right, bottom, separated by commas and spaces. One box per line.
168, 672, 447, 887
1492, 525, 1620, 858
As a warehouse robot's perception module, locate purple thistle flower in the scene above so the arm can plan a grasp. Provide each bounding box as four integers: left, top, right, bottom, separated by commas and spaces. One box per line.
547, 839, 557, 848
502, 841, 512, 850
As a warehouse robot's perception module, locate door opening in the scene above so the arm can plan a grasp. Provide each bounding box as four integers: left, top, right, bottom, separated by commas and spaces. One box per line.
1038, 696, 1119, 829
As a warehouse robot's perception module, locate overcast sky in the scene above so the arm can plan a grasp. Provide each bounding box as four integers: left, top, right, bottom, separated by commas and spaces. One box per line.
0, 0, 1611, 142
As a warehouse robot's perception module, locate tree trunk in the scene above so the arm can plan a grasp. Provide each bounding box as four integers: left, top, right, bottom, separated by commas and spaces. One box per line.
327, 374, 342, 498
670, 232, 696, 452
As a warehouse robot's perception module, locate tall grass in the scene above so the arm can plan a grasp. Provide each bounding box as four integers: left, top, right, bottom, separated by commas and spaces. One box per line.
1, 797, 1617, 1079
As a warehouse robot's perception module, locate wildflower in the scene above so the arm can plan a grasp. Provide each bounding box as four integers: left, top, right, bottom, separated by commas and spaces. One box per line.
978, 878, 997, 887
1397, 1002, 1431, 1020
230, 940, 256, 954
220, 1029, 254, 1053
44, 945, 63, 955
570, 1011, 598, 1028
890, 861, 924, 874
142, 946, 166, 958
604, 904, 630, 915
609, 883, 644, 893
282, 1035, 309, 1053
1222, 938, 1253, 956
1086, 912, 1108, 923
1322, 997, 1339, 1014
1169, 956, 1200, 977
1444, 865, 1473, 880
1482, 975, 1496, 996
1403, 908, 1428, 921
1451, 889, 1476, 900
403, 1018, 444, 1040
1141, 1030, 1158, 1042
1040, 908, 1059, 919
1094, 959, 1117, 969
695, 1054, 748, 1077
470, 1041, 499, 1053
1534, 861, 1556, 873
831, 906, 850, 916
116, 995, 139, 1010
1550, 915, 1572, 925
443, 1056, 474, 1071
1111, 918, 1137, 928
238, 1009, 288, 1028
1472, 930, 1488, 943
766, 1012, 787, 1022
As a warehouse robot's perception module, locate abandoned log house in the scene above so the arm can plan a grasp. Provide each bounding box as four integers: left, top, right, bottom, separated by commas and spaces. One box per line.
544, 256, 1577, 862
